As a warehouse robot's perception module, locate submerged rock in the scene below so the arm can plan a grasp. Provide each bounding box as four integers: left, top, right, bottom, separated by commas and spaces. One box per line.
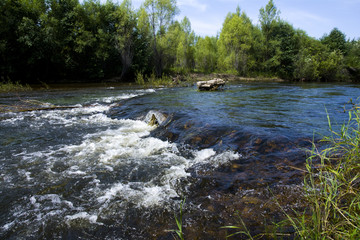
197, 78, 225, 91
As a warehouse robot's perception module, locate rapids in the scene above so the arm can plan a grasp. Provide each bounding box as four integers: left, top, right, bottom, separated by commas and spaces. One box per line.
0, 82, 359, 239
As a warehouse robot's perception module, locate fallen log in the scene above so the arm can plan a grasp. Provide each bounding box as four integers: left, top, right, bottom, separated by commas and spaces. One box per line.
196, 78, 225, 91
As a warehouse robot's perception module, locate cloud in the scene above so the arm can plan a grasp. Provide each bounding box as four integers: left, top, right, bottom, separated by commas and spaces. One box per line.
283, 10, 330, 24
178, 0, 207, 12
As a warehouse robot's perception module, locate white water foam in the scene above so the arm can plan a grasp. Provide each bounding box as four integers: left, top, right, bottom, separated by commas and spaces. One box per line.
0, 89, 155, 127
65, 212, 100, 225
0, 90, 241, 235
96, 89, 156, 103
0, 104, 112, 127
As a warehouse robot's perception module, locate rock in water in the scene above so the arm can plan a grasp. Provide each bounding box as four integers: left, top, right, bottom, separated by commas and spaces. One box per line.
145, 110, 167, 126
197, 78, 225, 91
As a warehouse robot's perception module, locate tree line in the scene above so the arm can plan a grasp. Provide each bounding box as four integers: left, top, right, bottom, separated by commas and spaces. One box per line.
1, 0, 359, 83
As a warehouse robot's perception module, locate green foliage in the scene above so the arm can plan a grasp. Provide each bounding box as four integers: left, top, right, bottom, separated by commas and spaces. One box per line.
114, 0, 138, 80
135, 71, 145, 85
345, 39, 360, 81
175, 17, 195, 72
217, 9, 256, 75
271, 21, 301, 79
258, 0, 281, 73
259, 0, 280, 38
147, 73, 173, 86
160, 17, 195, 74
195, 36, 218, 73
294, 37, 346, 81
321, 28, 347, 54
0, 0, 359, 83
143, 0, 178, 77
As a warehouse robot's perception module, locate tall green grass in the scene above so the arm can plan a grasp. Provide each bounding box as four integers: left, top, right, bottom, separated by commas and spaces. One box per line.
0, 80, 32, 92
222, 211, 254, 239
169, 198, 185, 240
135, 72, 175, 87
221, 102, 360, 239
287, 102, 360, 239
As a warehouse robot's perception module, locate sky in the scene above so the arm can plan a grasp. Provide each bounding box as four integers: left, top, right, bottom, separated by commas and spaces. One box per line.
106, 0, 360, 40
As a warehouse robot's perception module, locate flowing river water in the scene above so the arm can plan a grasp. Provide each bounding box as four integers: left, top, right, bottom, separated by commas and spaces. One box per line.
0, 82, 359, 239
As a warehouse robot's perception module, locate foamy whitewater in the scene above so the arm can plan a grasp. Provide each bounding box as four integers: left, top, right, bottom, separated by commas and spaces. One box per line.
0, 88, 240, 238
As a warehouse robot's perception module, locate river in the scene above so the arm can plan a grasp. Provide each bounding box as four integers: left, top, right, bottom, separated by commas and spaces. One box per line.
0, 82, 359, 239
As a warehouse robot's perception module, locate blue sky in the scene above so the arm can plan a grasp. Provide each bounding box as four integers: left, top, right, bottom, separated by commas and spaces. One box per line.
108, 0, 360, 40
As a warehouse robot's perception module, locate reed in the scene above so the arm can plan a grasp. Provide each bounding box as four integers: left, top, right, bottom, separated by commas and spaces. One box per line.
171, 198, 186, 240
222, 212, 254, 239
222, 101, 360, 239
0, 80, 32, 92
287, 101, 360, 239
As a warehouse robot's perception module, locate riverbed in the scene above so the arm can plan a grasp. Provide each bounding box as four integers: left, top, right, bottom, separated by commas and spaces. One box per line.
0, 82, 359, 239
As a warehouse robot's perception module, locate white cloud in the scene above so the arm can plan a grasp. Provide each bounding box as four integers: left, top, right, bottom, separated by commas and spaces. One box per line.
178, 0, 207, 12
286, 10, 330, 24
281, 9, 333, 38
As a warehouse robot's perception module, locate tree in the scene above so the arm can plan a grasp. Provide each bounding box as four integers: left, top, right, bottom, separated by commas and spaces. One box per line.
344, 39, 360, 81
143, 0, 178, 77
259, 0, 280, 40
195, 36, 217, 73
175, 17, 195, 72
132, 6, 152, 76
321, 28, 347, 54
217, 8, 255, 75
42, 0, 81, 78
259, 0, 281, 73
114, 0, 137, 80
0, 0, 49, 81
294, 36, 345, 81
271, 21, 301, 79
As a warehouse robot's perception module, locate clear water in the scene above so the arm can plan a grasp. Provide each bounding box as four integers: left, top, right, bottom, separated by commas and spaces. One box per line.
0, 82, 359, 239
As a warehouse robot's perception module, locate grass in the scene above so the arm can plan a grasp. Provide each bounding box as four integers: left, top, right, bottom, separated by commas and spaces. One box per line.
222, 211, 254, 239
272, 101, 360, 239
218, 101, 360, 239
135, 72, 195, 87
170, 198, 186, 240
291, 101, 360, 239
0, 80, 32, 92
135, 72, 175, 87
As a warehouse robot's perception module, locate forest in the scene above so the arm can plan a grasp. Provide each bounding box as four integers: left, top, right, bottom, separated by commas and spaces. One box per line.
1, 0, 360, 84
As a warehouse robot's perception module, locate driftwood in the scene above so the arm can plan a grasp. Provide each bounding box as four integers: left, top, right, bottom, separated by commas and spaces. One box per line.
196, 78, 225, 91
